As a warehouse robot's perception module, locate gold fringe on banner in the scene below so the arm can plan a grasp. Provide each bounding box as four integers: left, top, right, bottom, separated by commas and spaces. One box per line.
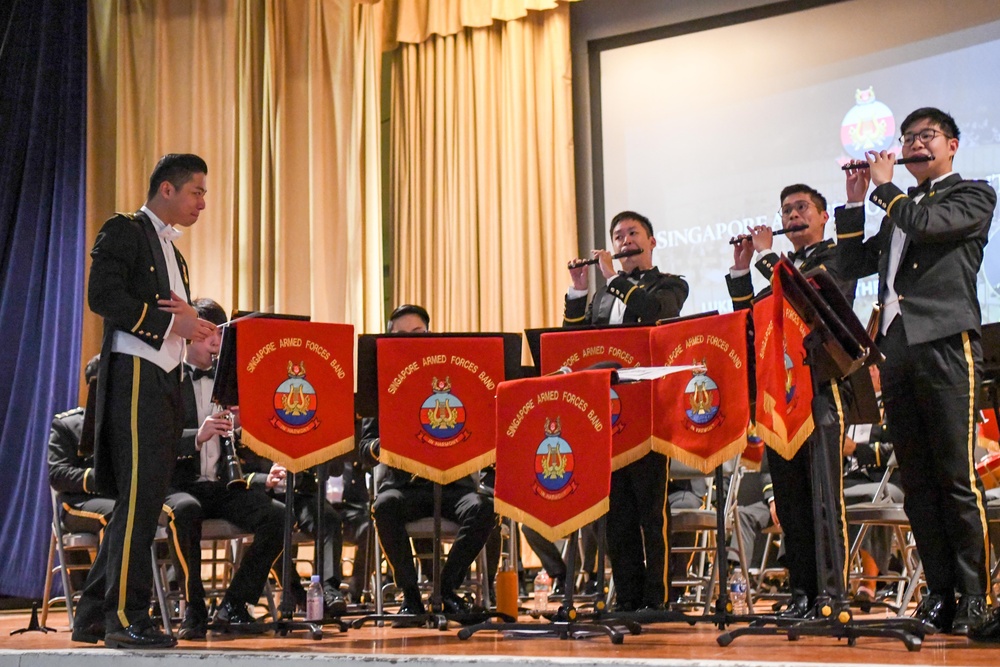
611, 437, 652, 472
240, 431, 355, 474
756, 409, 815, 461
379, 448, 496, 486
494, 497, 609, 544
651, 435, 747, 475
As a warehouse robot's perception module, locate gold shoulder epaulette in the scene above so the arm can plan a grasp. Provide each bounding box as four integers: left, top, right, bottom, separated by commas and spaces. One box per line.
55, 406, 85, 419
116, 211, 138, 220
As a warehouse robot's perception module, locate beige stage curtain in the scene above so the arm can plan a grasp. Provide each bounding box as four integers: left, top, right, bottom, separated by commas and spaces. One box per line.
387, 1, 578, 335
84, 0, 384, 364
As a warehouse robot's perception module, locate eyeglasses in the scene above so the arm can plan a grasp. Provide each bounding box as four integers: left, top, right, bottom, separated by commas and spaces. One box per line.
780, 201, 817, 218
899, 128, 950, 146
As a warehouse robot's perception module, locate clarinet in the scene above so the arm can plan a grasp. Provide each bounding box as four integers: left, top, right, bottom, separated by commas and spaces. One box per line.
216, 405, 248, 490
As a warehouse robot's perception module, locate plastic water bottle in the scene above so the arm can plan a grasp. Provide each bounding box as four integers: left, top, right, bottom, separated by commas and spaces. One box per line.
306, 574, 324, 621
533, 570, 552, 612
728, 567, 749, 615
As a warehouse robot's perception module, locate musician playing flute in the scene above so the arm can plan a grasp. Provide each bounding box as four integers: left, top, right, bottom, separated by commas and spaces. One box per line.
564, 211, 688, 611
838, 107, 995, 637
727, 184, 857, 618
164, 298, 285, 639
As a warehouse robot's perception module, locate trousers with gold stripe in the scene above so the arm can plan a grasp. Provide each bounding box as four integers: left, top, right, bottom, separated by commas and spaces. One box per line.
880, 318, 990, 599
607, 451, 669, 609
75, 354, 183, 631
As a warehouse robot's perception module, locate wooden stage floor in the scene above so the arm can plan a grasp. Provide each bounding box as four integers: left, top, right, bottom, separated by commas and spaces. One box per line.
4, 607, 1000, 667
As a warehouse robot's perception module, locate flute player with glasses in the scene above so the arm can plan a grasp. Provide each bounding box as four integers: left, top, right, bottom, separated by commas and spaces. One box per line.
563, 211, 688, 612
836, 107, 995, 637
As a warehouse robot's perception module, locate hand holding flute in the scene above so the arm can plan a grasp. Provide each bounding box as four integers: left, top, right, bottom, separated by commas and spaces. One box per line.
727, 224, 807, 246
568, 248, 644, 286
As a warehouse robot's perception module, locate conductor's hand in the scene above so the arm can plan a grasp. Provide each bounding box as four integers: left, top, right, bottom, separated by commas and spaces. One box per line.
844, 160, 871, 203
266, 463, 288, 490
197, 411, 231, 444
159, 291, 215, 342
843, 435, 858, 457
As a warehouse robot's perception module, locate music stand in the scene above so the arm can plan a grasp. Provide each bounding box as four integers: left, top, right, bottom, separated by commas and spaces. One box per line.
717, 258, 929, 651
457, 368, 637, 643
352, 332, 521, 630
529, 315, 741, 631
212, 311, 347, 638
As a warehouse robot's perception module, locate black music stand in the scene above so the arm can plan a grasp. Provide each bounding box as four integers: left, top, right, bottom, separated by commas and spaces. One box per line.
212, 311, 347, 638
351, 332, 521, 630
527, 315, 740, 632
717, 259, 928, 651
457, 367, 638, 644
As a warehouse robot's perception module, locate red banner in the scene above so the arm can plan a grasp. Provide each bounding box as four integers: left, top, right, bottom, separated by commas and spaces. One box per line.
376, 336, 505, 484
237, 319, 355, 473
494, 370, 613, 542
649, 311, 751, 473
740, 426, 767, 470
753, 280, 814, 460
980, 410, 1000, 452
539, 328, 652, 470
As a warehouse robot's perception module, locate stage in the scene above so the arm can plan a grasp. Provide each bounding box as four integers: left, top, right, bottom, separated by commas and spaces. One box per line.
3, 608, 999, 667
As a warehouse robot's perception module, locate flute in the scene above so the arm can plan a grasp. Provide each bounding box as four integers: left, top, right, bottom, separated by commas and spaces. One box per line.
567, 247, 642, 270
840, 154, 934, 170
728, 224, 808, 246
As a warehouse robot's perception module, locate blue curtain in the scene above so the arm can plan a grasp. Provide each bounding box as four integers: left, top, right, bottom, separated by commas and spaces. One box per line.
0, 0, 87, 598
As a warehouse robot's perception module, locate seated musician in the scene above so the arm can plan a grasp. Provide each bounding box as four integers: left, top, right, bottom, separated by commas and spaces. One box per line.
564, 211, 688, 611
727, 184, 857, 618
358, 304, 496, 616
48, 355, 115, 590
164, 298, 285, 639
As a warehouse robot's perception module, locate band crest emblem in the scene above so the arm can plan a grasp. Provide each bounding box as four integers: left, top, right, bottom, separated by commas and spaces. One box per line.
684, 360, 724, 433
417, 376, 471, 447
270, 360, 322, 434
533, 417, 578, 500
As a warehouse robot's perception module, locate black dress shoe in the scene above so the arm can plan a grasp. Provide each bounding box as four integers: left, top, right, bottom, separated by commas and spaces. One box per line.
912, 593, 956, 633
323, 586, 348, 617
969, 607, 1000, 642
71, 621, 106, 644
105, 621, 177, 649
778, 594, 812, 619
952, 595, 988, 635
178, 603, 208, 640
215, 600, 263, 633
611, 600, 638, 613
441, 590, 472, 615
397, 588, 426, 615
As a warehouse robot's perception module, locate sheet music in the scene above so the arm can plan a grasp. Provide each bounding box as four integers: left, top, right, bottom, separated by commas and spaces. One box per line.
617, 364, 704, 382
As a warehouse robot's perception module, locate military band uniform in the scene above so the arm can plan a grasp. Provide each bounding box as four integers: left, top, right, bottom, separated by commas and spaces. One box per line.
74, 210, 190, 635
565, 267, 688, 609
163, 366, 285, 625
726, 239, 856, 605
48, 406, 115, 536
359, 418, 496, 609
835, 174, 995, 609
